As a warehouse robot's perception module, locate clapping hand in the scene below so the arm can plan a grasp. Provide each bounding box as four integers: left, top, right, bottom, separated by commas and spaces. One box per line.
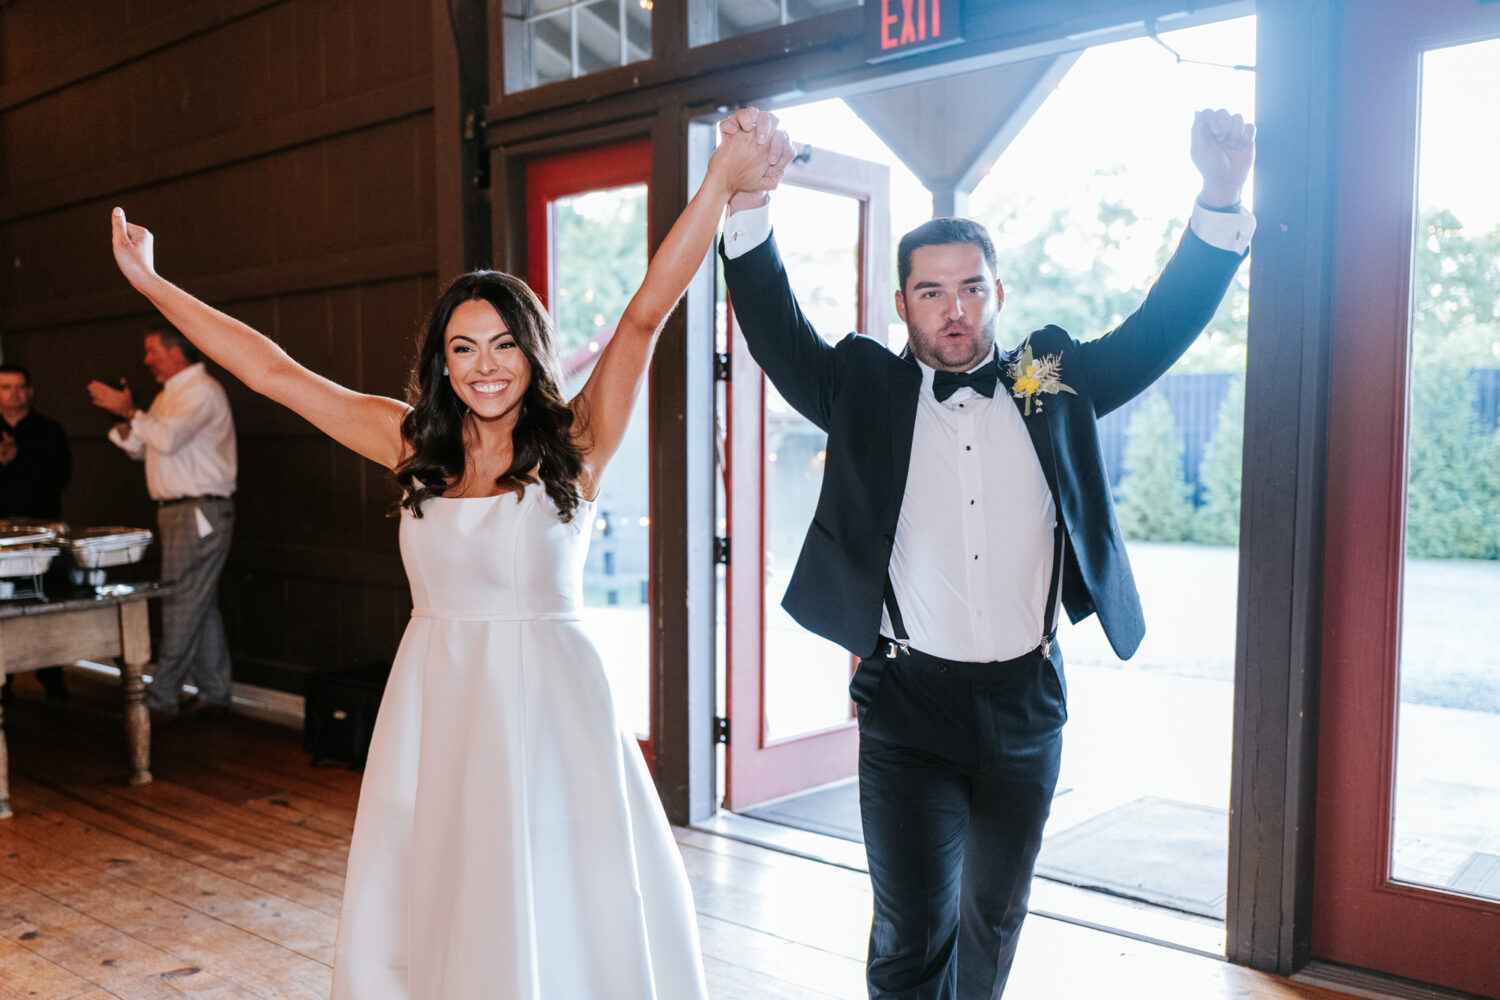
1191, 108, 1255, 209
87, 379, 134, 419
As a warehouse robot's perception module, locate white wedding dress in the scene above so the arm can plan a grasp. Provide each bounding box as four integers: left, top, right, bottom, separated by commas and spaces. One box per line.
331, 488, 709, 999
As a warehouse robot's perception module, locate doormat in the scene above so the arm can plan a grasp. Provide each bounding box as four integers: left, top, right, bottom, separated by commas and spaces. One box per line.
744, 779, 864, 843
1035, 796, 1228, 919
1450, 852, 1500, 897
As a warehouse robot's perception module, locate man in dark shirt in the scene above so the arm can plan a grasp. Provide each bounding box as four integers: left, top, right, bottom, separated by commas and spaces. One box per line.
0, 364, 71, 518
0, 363, 72, 699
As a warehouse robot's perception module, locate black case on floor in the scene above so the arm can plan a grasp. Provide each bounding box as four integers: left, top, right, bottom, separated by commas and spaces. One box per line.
303, 663, 390, 768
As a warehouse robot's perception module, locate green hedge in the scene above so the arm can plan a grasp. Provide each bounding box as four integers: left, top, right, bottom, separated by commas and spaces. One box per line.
1115, 371, 1500, 558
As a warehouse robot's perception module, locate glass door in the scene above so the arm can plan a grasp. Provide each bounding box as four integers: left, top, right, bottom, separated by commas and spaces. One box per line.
525, 139, 655, 766
1317, 2, 1500, 993
723, 146, 890, 810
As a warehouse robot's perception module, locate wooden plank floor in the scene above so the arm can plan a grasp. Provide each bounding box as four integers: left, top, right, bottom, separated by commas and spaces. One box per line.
0, 670, 1359, 1000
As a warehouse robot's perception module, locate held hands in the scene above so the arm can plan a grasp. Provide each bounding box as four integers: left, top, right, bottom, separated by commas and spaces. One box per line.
1191, 108, 1255, 209
110, 206, 159, 290
713, 107, 796, 211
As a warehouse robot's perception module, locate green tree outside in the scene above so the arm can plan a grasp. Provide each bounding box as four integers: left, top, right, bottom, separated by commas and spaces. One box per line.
1115, 393, 1195, 542
1195, 376, 1246, 546
1406, 366, 1500, 560
1404, 209, 1500, 559
552, 187, 649, 356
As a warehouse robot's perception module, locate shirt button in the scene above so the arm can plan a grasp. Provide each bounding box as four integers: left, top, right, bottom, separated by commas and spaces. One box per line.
973, 554, 979, 560
965, 445, 972, 451
976, 609, 983, 618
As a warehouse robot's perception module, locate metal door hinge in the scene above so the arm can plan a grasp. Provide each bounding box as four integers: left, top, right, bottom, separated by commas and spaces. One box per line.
714, 716, 730, 745
714, 352, 731, 382
714, 536, 730, 565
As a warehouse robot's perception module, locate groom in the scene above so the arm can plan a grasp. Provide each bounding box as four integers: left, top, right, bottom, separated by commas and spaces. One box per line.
720, 108, 1255, 998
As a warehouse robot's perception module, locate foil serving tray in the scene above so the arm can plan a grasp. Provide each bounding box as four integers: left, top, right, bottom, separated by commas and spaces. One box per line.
0, 544, 59, 578
58, 527, 155, 569
0, 520, 64, 547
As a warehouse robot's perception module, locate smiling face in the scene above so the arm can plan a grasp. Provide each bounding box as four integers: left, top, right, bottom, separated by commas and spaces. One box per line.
894, 242, 1005, 372
443, 298, 532, 421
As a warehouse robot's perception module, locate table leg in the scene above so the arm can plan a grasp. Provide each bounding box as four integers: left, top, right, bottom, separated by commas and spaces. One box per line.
118, 601, 153, 786
0, 690, 12, 819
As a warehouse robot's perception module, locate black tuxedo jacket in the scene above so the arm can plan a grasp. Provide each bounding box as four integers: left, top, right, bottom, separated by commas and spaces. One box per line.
721, 226, 1248, 662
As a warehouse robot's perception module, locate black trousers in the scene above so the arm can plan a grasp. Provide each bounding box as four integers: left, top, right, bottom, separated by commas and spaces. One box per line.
852, 642, 1067, 1000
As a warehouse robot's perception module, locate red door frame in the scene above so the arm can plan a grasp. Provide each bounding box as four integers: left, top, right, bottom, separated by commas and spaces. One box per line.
724, 148, 890, 810
525, 138, 655, 769
1316, 2, 1500, 993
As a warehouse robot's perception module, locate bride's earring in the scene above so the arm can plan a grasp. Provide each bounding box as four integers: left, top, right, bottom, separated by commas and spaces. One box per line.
442, 363, 449, 375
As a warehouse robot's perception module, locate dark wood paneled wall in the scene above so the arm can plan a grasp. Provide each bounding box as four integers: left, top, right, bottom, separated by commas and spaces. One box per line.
0, 0, 456, 692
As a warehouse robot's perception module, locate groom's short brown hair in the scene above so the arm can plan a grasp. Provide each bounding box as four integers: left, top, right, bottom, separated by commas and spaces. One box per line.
897, 218, 998, 295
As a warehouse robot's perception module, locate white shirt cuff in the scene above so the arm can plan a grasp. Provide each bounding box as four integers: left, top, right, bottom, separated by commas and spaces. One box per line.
723, 202, 773, 260
1188, 202, 1255, 255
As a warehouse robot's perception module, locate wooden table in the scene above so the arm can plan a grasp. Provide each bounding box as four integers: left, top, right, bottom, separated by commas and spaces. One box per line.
0, 582, 167, 819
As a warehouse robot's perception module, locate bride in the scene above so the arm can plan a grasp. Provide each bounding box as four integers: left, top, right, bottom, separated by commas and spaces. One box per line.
108, 113, 793, 999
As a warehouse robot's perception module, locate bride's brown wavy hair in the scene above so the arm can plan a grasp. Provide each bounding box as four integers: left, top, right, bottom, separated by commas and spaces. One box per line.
394, 271, 584, 521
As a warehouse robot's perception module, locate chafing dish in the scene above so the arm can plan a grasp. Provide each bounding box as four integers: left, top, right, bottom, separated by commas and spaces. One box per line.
0, 530, 61, 599
0, 520, 65, 547
0, 544, 59, 578
59, 527, 155, 572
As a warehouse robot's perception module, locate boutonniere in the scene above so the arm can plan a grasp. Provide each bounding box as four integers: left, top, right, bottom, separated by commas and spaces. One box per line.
1006, 345, 1076, 416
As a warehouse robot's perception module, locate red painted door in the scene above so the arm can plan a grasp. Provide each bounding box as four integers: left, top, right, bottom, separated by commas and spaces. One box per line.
1316, 3, 1500, 994
526, 139, 656, 768
724, 147, 891, 810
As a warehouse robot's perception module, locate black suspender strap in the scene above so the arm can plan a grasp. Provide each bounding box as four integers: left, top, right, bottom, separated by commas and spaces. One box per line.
1040, 520, 1065, 656
883, 572, 911, 651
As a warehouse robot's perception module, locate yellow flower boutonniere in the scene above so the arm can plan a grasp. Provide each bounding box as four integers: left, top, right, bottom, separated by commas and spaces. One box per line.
1006, 345, 1076, 416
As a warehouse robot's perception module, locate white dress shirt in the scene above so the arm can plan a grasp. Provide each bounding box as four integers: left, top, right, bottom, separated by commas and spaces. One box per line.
108, 363, 237, 501
725, 200, 1255, 661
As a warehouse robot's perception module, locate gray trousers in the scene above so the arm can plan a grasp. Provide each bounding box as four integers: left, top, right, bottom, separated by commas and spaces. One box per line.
149, 498, 234, 713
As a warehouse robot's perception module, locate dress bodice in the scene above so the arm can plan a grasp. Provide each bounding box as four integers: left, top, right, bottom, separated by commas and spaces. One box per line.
399, 487, 594, 619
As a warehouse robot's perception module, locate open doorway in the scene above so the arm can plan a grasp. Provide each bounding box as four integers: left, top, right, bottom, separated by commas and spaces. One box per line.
714, 14, 1256, 954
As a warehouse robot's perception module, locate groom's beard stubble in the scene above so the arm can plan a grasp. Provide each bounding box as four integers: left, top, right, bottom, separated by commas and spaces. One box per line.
905, 313, 1000, 373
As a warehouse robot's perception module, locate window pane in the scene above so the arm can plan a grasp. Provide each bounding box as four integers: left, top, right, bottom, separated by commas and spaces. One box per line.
1392, 35, 1500, 904
504, 0, 652, 94
695, 0, 860, 45
552, 183, 652, 740
763, 184, 861, 743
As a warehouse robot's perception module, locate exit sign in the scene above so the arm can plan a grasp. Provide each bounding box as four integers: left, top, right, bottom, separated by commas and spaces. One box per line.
866, 0, 963, 63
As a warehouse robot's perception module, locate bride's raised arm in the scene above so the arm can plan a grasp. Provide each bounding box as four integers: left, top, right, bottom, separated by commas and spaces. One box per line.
109, 207, 410, 469
569, 114, 793, 494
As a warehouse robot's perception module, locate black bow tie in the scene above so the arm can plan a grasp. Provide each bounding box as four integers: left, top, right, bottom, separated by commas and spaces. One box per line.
932, 359, 1000, 402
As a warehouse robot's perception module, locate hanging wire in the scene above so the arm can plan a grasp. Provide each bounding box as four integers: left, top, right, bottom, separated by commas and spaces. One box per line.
1146, 20, 1256, 72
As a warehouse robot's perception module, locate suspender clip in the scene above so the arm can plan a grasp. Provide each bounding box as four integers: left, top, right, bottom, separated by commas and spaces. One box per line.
885, 639, 910, 659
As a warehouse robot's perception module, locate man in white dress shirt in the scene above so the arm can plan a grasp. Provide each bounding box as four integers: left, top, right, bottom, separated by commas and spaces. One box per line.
89, 326, 237, 720
720, 108, 1254, 998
